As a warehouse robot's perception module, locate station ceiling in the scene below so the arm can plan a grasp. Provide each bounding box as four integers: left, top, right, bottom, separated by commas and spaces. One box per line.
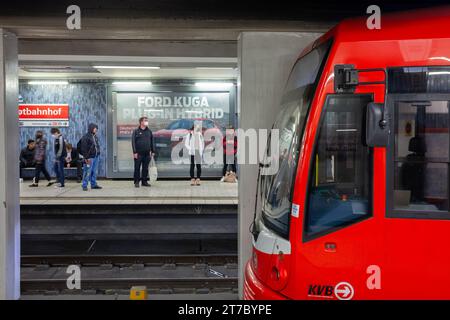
6, 0, 448, 80
2, 0, 448, 40
18, 39, 239, 80
2, 0, 448, 21
18, 56, 238, 80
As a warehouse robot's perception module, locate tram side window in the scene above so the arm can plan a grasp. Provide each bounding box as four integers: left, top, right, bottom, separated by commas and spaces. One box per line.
394, 101, 449, 212
305, 95, 372, 238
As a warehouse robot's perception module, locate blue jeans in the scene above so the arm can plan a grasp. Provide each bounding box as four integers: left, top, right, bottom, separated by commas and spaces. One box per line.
82, 156, 99, 188
54, 157, 65, 186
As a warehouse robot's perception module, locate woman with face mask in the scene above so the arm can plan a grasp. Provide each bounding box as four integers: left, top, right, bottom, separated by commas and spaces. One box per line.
131, 116, 155, 188
185, 122, 204, 186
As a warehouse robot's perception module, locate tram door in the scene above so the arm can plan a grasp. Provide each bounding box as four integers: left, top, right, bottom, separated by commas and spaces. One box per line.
384, 94, 450, 298
300, 94, 381, 299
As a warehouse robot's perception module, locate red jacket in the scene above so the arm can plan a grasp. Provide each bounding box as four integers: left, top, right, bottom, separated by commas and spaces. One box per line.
223, 130, 237, 156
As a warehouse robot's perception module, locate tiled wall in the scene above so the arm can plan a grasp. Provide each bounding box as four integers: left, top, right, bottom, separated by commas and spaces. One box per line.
19, 82, 107, 177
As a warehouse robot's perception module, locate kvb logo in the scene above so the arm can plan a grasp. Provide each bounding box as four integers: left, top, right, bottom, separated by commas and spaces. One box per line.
308, 284, 334, 299
334, 282, 354, 300
308, 281, 355, 300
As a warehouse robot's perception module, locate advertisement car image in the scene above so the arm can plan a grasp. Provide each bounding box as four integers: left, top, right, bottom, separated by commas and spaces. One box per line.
153, 118, 224, 160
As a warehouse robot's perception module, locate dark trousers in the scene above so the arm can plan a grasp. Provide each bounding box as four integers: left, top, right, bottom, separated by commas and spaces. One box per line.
134, 153, 151, 183
67, 160, 83, 180
34, 161, 51, 183
54, 157, 65, 186
20, 161, 35, 178
223, 153, 237, 176
190, 155, 201, 179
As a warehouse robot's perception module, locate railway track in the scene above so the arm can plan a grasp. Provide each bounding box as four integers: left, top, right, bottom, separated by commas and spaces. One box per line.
20, 203, 238, 295
21, 277, 238, 294
21, 253, 238, 295
21, 253, 237, 266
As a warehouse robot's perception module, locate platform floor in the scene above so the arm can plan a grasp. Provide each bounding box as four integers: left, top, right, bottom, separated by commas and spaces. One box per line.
20, 180, 238, 205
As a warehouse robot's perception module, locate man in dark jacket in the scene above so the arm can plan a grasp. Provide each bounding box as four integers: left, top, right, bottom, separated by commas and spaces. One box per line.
79, 123, 102, 191
65, 143, 82, 183
20, 139, 36, 177
132, 116, 155, 187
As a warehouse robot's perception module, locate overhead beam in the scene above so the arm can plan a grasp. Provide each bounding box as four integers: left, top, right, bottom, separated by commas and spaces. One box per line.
19, 40, 238, 57
18, 55, 237, 66
0, 17, 333, 40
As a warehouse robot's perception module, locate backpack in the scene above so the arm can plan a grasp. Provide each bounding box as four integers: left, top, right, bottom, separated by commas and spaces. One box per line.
55, 135, 68, 158
61, 136, 67, 153
223, 171, 237, 183
76, 137, 85, 159
76, 137, 82, 154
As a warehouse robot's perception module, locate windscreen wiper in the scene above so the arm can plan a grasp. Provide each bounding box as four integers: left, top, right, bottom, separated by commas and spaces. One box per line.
249, 162, 266, 241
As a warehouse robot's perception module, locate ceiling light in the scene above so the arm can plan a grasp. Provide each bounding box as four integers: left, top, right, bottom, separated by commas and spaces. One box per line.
28, 80, 69, 85
195, 82, 234, 88
22, 66, 99, 73
112, 81, 153, 85
94, 66, 160, 69
428, 71, 450, 76
195, 67, 235, 70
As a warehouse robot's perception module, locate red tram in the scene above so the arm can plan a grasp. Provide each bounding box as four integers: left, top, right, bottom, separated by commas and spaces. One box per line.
244, 7, 450, 300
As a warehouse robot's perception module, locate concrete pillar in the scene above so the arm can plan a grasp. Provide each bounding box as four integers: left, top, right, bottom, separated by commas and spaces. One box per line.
237, 32, 322, 298
0, 29, 20, 300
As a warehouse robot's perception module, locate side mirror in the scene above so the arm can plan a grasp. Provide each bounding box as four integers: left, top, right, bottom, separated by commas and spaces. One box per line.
366, 102, 389, 147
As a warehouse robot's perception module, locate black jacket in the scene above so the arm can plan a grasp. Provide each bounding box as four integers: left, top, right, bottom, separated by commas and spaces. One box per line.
20, 146, 35, 165
80, 123, 101, 159
132, 126, 155, 154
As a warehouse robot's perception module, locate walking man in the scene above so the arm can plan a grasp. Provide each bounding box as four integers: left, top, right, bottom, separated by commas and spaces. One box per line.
132, 116, 155, 188
29, 131, 54, 187
50, 127, 67, 188
80, 123, 102, 191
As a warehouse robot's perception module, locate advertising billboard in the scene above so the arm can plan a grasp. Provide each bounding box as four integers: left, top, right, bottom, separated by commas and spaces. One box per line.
112, 91, 231, 175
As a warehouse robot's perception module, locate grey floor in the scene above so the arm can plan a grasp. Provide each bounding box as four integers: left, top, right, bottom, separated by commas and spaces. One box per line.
20, 180, 238, 205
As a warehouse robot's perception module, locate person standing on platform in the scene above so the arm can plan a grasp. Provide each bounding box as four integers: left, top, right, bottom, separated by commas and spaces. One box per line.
29, 131, 54, 187
80, 123, 103, 191
221, 125, 238, 181
185, 123, 204, 186
131, 116, 155, 188
50, 127, 67, 188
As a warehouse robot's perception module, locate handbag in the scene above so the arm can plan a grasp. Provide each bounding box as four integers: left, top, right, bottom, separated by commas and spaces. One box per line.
223, 171, 237, 183
149, 156, 158, 183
